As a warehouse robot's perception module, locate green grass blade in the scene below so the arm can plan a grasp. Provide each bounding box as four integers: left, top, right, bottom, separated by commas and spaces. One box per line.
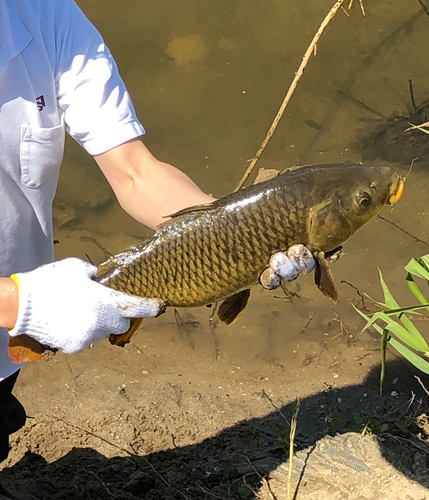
354, 257, 429, 376
373, 304, 428, 316
405, 258, 429, 281
412, 125, 429, 135
353, 304, 370, 322
378, 269, 399, 309
382, 318, 429, 353
388, 338, 429, 374
406, 273, 429, 308
380, 329, 389, 396
373, 272, 429, 353
418, 254, 429, 269
360, 308, 429, 354
355, 307, 429, 374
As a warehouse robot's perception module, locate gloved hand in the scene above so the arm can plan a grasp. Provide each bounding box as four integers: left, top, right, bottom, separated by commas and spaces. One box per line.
259, 244, 316, 290
8, 258, 166, 354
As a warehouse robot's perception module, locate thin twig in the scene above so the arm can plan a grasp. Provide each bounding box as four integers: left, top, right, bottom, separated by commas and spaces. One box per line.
415, 375, 429, 398
337, 89, 384, 118
288, 399, 300, 500
348, 0, 365, 15
261, 389, 290, 425
300, 312, 313, 334
416, 0, 429, 17
340, 280, 366, 309
130, 341, 150, 362
409, 79, 418, 110
260, 477, 277, 500
81, 235, 113, 258
195, 482, 225, 499
377, 215, 429, 248
87, 471, 115, 497
382, 432, 429, 455
235, 0, 346, 191
406, 120, 429, 131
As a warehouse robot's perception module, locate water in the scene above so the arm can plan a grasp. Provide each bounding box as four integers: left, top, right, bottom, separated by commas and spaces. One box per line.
54, 0, 429, 369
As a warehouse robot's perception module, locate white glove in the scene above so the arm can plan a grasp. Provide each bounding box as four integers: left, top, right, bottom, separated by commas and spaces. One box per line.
8, 258, 166, 354
259, 244, 316, 290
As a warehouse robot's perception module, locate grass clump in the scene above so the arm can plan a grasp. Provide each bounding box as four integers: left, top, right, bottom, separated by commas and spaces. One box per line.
354, 255, 429, 392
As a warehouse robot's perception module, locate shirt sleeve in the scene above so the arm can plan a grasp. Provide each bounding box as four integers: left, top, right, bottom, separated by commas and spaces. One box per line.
54, 0, 145, 155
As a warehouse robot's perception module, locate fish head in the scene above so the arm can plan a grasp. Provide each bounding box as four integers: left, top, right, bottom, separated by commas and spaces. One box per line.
307, 164, 404, 252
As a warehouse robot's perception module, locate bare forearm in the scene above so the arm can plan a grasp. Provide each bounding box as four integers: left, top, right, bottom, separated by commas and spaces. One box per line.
95, 139, 215, 229
0, 278, 18, 329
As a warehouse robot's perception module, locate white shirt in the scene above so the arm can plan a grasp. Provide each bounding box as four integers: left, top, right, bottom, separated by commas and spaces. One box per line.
0, 0, 145, 380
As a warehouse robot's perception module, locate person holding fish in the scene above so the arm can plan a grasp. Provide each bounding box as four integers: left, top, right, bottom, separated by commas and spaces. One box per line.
0, 1, 326, 498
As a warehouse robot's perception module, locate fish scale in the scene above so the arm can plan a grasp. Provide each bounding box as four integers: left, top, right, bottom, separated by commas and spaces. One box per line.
95, 163, 403, 310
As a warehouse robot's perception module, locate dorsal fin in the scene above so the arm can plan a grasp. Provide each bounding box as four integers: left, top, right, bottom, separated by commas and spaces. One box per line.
165, 201, 218, 218
280, 161, 354, 176
280, 165, 308, 175
157, 201, 220, 228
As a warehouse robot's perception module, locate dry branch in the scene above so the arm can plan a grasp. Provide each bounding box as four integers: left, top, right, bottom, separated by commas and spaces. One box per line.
235, 0, 346, 191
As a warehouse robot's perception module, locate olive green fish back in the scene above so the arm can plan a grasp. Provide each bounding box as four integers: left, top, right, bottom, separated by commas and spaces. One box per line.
96, 169, 313, 307
95, 163, 400, 308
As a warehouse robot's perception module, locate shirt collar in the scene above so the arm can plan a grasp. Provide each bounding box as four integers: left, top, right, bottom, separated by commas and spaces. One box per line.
0, 0, 32, 76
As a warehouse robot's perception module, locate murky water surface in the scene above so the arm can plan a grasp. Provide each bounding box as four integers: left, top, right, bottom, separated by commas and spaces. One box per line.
55, 1, 429, 370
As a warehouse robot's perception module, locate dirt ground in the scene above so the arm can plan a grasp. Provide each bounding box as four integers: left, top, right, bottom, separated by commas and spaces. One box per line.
1, 273, 429, 500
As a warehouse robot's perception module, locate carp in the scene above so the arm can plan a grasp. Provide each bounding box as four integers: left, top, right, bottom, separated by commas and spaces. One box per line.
98, 162, 403, 346
9, 163, 404, 360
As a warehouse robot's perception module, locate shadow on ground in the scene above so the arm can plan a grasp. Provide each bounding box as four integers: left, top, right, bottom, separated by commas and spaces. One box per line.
2, 359, 428, 500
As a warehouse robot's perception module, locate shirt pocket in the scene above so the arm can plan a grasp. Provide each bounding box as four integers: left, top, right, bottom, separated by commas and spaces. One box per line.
20, 124, 65, 189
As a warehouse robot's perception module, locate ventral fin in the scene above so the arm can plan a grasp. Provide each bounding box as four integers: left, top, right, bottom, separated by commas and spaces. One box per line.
314, 252, 339, 302
109, 318, 144, 347
217, 289, 251, 325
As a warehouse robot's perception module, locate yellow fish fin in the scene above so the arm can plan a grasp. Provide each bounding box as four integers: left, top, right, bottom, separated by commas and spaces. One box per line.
314, 252, 338, 302
218, 289, 251, 325
8, 334, 52, 363
109, 318, 144, 347
157, 201, 220, 229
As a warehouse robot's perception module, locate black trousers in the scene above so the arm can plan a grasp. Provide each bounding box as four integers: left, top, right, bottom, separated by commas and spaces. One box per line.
0, 371, 26, 463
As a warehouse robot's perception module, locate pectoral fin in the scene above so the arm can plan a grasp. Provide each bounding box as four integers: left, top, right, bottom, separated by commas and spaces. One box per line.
217, 289, 251, 325
314, 252, 339, 302
109, 318, 144, 347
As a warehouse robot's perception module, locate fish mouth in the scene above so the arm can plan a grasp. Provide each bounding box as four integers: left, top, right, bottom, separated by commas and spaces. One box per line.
387, 174, 405, 206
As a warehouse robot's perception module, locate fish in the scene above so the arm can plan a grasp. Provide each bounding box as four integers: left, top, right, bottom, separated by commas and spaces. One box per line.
8, 163, 404, 362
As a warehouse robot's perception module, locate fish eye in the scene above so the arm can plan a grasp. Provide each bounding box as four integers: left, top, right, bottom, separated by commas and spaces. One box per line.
356, 191, 371, 207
